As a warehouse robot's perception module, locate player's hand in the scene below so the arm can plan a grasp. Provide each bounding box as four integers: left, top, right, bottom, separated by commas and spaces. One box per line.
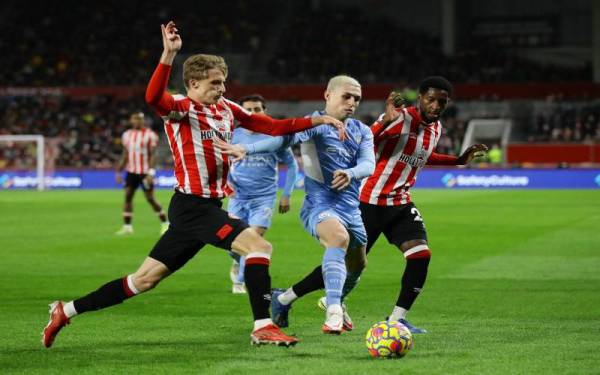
161, 21, 182, 53
457, 144, 489, 164
331, 170, 352, 190
115, 173, 123, 185
279, 196, 291, 214
312, 115, 347, 141
213, 137, 247, 162
381, 91, 403, 125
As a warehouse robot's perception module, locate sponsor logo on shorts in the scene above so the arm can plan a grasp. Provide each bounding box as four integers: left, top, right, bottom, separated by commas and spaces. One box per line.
216, 224, 234, 240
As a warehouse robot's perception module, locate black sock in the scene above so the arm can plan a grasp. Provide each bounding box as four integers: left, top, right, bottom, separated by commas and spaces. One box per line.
396, 257, 430, 310
292, 265, 325, 297
73, 277, 135, 314
244, 263, 271, 321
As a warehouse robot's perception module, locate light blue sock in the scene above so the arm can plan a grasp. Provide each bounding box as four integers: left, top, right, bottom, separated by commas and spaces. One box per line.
322, 247, 347, 307
341, 270, 362, 301
237, 256, 246, 283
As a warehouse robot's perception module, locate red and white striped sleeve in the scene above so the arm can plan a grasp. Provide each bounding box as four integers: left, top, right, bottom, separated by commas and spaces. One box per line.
372, 112, 406, 141
145, 63, 175, 116
145, 63, 190, 122
222, 98, 313, 136
427, 152, 458, 165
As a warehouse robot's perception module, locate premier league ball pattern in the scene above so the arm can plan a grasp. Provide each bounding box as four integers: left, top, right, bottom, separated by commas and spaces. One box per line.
365, 321, 413, 358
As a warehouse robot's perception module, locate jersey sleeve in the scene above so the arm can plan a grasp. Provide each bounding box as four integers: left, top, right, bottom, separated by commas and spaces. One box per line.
243, 136, 290, 154
289, 125, 324, 145
145, 63, 176, 116
344, 125, 375, 180
427, 152, 459, 165
372, 111, 406, 141
277, 148, 299, 197
223, 98, 314, 135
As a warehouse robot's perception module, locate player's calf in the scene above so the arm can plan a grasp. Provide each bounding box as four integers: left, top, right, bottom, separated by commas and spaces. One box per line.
41, 273, 147, 348
387, 243, 431, 334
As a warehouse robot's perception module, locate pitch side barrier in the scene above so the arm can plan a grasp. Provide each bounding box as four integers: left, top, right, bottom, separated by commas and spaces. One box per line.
1, 169, 599, 190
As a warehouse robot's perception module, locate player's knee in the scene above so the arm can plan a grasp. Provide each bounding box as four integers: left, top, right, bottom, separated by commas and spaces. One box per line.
132, 273, 163, 292
327, 230, 350, 249
242, 232, 273, 255
251, 236, 273, 255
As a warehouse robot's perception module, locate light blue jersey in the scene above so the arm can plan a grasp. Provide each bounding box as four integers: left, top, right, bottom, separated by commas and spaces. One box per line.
227, 128, 299, 283
228, 128, 298, 200
243, 112, 375, 247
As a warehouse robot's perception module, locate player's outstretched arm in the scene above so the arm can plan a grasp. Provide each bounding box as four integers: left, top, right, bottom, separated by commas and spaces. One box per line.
213, 137, 247, 162
457, 144, 488, 164
145, 21, 181, 115
213, 136, 287, 162
225, 99, 346, 140
371, 91, 404, 138
427, 144, 488, 165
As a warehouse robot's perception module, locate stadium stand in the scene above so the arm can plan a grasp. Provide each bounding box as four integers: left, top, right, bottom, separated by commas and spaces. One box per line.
0, 0, 597, 170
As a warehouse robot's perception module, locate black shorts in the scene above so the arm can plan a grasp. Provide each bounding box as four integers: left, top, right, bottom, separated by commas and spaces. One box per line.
149, 191, 249, 271
125, 172, 150, 191
360, 202, 428, 253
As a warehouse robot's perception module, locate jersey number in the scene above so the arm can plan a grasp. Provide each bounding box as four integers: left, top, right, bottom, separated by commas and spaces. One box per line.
411, 207, 423, 222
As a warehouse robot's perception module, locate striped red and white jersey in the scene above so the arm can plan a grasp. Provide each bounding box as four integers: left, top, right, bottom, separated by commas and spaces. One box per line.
155, 94, 242, 198
121, 128, 159, 174
359, 106, 443, 206
145, 63, 313, 199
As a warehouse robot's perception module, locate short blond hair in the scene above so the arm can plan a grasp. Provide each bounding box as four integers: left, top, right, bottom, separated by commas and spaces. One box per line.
326, 75, 361, 92
182, 54, 228, 89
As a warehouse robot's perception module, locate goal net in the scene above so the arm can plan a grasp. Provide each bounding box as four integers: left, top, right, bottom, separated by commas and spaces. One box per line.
461, 119, 512, 162
0, 135, 45, 191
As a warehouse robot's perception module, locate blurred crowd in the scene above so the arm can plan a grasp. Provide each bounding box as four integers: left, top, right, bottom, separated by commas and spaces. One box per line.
267, 5, 588, 84
528, 98, 600, 143
0, 1, 596, 170
0, 95, 158, 170
1, 1, 267, 87
1, 1, 589, 87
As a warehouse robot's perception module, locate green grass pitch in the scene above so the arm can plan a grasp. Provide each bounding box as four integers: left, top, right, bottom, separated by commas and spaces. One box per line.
1, 189, 599, 374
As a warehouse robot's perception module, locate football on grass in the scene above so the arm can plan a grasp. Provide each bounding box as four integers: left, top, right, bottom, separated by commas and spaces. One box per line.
365, 320, 413, 358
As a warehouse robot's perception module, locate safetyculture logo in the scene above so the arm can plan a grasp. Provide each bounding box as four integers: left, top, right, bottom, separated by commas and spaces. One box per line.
441, 173, 529, 188
441, 173, 457, 187
0, 174, 82, 188
0, 174, 14, 188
